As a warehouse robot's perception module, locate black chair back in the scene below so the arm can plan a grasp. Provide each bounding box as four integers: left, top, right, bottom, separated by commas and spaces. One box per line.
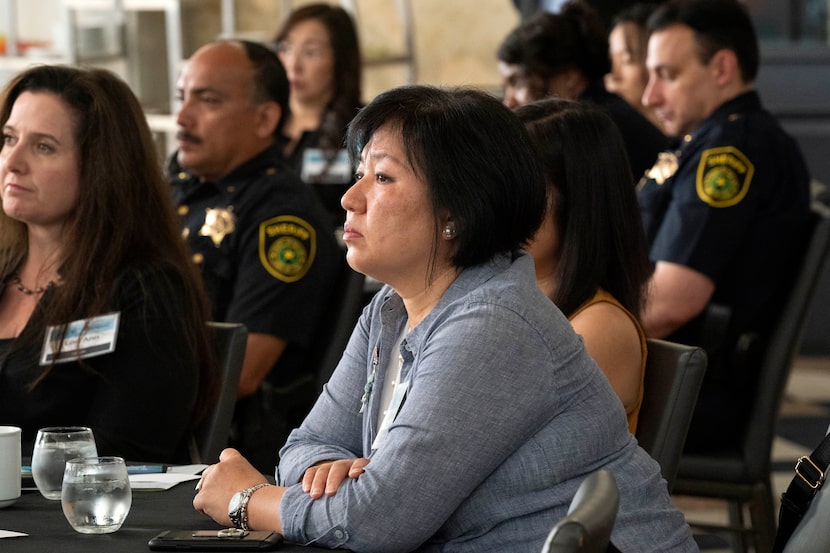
674, 214, 830, 552
541, 470, 619, 553
741, 214, 830, 478
636, 338, 707, 491
191, 322, 247, 464
313, 262, 366, 391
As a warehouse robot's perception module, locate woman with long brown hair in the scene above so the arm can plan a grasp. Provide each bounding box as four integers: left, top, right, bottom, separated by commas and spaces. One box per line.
0, 65, 218, 463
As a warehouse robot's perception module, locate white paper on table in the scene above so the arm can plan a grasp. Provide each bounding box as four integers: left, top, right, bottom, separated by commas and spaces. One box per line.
0, 530, 27, 538
129, 472, 201, 491
167, 464, 208, 475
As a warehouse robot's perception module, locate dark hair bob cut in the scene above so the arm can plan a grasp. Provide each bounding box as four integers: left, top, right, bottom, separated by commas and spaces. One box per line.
346, 85, 546, 269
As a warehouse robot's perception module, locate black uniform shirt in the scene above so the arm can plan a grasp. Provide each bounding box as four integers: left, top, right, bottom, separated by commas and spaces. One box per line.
639, 89, 812, 364
169, 146, 340, 384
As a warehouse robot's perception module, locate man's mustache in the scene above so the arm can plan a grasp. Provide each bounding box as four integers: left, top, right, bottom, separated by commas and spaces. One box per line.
176, 131, 202, 145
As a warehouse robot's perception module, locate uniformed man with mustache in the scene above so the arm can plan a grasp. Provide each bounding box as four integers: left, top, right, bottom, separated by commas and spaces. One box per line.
168, 39, 339, 472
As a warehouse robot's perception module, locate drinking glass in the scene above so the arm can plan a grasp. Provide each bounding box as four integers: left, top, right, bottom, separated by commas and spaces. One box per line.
62, 456, 131, 534
31, 426, 97, 500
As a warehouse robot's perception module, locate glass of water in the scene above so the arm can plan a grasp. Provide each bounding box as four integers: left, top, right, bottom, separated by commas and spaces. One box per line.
62, 456, 132, 534
31, 426, 97, 500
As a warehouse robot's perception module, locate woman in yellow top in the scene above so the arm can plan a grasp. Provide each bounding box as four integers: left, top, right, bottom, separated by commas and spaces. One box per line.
517, 98, 652, 432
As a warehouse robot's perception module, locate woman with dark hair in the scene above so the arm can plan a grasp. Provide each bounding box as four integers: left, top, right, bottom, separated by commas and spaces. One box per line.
193, 85, 696, 552
605, 2, 664, 130
517, 98, 652, 432
274, 3, 362, 226
0, 65, 218, 463
497, 0, 665, 180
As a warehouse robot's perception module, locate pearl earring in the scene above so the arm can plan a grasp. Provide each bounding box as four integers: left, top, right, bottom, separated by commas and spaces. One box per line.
442, 224, 457, 239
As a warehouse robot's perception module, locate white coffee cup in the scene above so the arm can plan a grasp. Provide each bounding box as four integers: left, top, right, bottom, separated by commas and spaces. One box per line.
0, 426, 22, 508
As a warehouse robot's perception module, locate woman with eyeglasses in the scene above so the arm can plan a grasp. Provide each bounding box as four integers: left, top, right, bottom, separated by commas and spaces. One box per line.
274, 3, 363, 228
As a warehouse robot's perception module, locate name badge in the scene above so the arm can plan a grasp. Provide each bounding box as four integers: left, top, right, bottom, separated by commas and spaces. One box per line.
40, 313, 121, 365
371, 381, 409, 451
300, 148, 351, 184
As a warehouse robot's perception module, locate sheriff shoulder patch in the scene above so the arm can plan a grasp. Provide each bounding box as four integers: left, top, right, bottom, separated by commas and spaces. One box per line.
258, 215, 317, 283
695, 146, 754, 207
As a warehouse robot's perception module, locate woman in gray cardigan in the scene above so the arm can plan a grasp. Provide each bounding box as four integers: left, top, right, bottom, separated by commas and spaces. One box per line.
194, 85, 697, 553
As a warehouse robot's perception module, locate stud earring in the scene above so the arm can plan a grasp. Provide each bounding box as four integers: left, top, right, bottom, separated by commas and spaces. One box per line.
442, 224, 457, 239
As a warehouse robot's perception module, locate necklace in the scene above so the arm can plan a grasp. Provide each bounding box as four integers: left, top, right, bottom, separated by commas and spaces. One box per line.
8, 274, 57, 295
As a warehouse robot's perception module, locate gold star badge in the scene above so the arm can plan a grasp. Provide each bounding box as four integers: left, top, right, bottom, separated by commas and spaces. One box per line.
645, 152, 679, 185
199, 208, 236, 247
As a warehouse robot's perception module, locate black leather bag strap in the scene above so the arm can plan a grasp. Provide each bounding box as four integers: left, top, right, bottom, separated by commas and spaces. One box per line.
773, 432, 830, 553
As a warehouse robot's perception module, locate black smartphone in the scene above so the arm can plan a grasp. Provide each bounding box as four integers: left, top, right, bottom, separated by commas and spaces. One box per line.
148, 528, 283, 551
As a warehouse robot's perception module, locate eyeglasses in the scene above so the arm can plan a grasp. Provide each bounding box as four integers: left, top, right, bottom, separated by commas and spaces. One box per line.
275, 42, 331, 62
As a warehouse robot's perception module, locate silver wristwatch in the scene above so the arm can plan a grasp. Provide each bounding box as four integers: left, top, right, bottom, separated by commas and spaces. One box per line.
228, 483, 270, 530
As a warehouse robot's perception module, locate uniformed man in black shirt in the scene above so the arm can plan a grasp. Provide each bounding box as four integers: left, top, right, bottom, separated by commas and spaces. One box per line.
638, 0, 811, 451
169, 40, 339, 469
